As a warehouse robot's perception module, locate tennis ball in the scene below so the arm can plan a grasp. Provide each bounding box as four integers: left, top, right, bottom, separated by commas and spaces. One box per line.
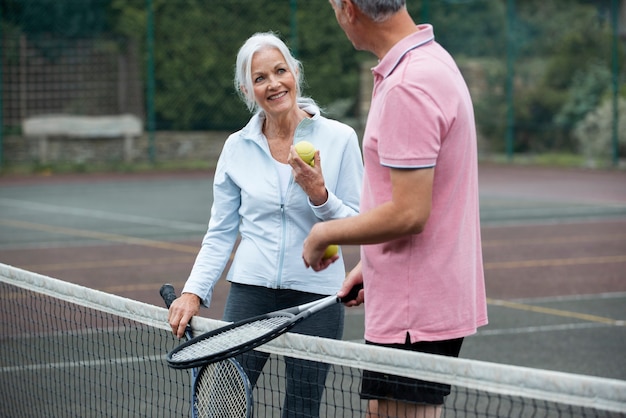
323, 244, 339, 259
294, 141, 316, 167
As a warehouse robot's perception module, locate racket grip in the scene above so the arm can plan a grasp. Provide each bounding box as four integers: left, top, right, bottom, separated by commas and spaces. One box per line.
339, 283, 363, 303
160, 283, 178, 308
160, 283, 195, 340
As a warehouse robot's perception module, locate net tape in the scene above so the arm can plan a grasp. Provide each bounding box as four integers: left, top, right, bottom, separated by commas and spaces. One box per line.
1, 263, 625, 414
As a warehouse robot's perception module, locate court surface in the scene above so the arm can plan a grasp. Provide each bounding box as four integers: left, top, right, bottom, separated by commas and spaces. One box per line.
0, 163, 624, 380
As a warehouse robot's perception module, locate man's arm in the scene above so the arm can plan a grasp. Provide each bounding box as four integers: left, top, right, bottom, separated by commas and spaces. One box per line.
303, 166, 434, 271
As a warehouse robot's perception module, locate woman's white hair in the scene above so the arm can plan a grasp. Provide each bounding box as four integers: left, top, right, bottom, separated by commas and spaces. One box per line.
234, 32, 312, 114
331, 0, 405, 22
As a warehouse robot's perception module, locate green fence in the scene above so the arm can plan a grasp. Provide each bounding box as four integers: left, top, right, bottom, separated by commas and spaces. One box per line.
1, 0, 624, 169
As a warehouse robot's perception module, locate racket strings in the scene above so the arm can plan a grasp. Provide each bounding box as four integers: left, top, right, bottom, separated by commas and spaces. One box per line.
171, 315, 293, 363
195, 361, 251, 417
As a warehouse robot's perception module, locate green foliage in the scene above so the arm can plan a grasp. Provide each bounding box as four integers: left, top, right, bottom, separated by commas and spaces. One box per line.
107, 0, 363, 130
3, 0, 623, 161
295, 2, 366, 118
496, 0, 624, 155
543, 30, 616, 90
2, 0, 111, 61
516, 88, 568, 152
574, 97, 626, 167
413, 0, 508, 57
462, 57, 508, 153
555, 62, 613, 131
365, 0, 621, 160
109, 0, 145, 40
2, 0, 110, 37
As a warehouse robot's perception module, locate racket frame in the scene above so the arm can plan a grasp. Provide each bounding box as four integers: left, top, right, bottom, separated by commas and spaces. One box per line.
193, 355, 253, 417
160, 284, 254, 417
166, 286, 361, 369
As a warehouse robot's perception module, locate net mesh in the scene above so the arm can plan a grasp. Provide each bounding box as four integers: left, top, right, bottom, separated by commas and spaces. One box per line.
2, 263, 625, 418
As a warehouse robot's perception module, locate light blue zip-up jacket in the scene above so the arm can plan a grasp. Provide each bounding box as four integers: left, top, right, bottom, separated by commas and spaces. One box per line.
183, 102, 363, 307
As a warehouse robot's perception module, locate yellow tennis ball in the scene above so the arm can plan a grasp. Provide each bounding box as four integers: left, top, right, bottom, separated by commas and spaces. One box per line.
294, 141, 316, 167
323, 244, 339, 259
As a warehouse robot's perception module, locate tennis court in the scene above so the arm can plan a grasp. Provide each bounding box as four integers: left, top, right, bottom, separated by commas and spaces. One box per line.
1, 163, 625, 384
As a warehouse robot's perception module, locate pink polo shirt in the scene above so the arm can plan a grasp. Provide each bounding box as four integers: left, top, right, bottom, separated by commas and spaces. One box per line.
361, 25, 488, 344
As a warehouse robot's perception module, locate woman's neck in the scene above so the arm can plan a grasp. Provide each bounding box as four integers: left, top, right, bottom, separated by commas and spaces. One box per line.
263, 107, 308, 140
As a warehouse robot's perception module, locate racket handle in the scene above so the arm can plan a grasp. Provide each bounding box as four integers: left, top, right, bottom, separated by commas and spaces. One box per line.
339, 283, 363, 303
160, 283, 195, 341
160, 283, 177, 308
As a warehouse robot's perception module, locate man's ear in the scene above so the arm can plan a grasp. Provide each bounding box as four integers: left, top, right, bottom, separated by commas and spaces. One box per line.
343, 0, 357, 22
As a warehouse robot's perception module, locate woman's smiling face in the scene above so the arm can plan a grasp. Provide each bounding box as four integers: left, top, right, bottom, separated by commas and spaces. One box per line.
251, 47, 298, 117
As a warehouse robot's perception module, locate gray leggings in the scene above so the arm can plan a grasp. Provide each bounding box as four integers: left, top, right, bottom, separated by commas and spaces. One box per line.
223, 282, 344, 418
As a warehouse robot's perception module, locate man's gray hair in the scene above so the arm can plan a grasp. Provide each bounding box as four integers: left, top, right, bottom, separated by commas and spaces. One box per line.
332, 0, 406, 22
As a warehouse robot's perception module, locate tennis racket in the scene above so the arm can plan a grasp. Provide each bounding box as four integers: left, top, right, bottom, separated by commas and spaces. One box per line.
166, 283, 363, 369
160, 284, 253, 418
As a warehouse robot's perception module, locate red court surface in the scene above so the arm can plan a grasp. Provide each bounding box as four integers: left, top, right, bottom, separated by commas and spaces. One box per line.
1, 163, 625, 380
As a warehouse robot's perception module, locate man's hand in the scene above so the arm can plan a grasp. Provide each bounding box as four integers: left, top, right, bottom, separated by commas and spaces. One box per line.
302, 222, 338, 271
338, 262, 364, 307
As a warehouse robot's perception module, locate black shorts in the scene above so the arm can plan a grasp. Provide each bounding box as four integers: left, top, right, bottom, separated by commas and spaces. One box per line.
360, 335, 464, 405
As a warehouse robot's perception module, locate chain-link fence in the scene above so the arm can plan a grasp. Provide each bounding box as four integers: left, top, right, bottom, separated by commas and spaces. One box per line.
1, 0, 624, 169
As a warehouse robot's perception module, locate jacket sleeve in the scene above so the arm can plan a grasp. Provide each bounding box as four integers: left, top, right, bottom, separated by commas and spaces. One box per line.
310, 128, 363, 220
182, 142, 241, 308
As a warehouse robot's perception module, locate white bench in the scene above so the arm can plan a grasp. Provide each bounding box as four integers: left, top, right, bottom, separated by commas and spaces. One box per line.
22, 114, 143, 163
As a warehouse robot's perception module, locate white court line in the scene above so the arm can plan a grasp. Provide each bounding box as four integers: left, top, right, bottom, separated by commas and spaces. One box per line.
481, 214, 626, 227
0, 198, 206, 231
478, 292, 626, 336
511, 291, 626, 304
475, 322, 621, 337
0, 354, 164, 374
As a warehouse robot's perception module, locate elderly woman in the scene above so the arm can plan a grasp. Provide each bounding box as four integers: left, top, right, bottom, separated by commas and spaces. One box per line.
167, 32, 363, 417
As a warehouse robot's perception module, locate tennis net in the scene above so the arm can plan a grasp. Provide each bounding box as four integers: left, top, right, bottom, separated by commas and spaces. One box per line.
1, 263, 625, 417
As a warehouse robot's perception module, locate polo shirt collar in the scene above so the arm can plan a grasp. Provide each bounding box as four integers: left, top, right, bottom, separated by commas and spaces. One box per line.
373, 24, 435, 79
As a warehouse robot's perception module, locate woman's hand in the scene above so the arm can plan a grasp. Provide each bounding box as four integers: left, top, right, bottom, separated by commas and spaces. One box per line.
168, 292, 201, 338
288, 146, 328, 206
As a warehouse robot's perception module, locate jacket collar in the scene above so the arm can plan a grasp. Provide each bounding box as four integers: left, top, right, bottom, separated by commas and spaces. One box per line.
240, 100, 320, 143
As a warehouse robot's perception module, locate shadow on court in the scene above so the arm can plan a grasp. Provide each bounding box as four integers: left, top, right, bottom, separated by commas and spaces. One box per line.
0, 163, 625, 380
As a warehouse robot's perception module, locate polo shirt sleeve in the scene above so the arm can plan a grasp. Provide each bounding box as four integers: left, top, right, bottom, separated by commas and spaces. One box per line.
377, 83, 446, 169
